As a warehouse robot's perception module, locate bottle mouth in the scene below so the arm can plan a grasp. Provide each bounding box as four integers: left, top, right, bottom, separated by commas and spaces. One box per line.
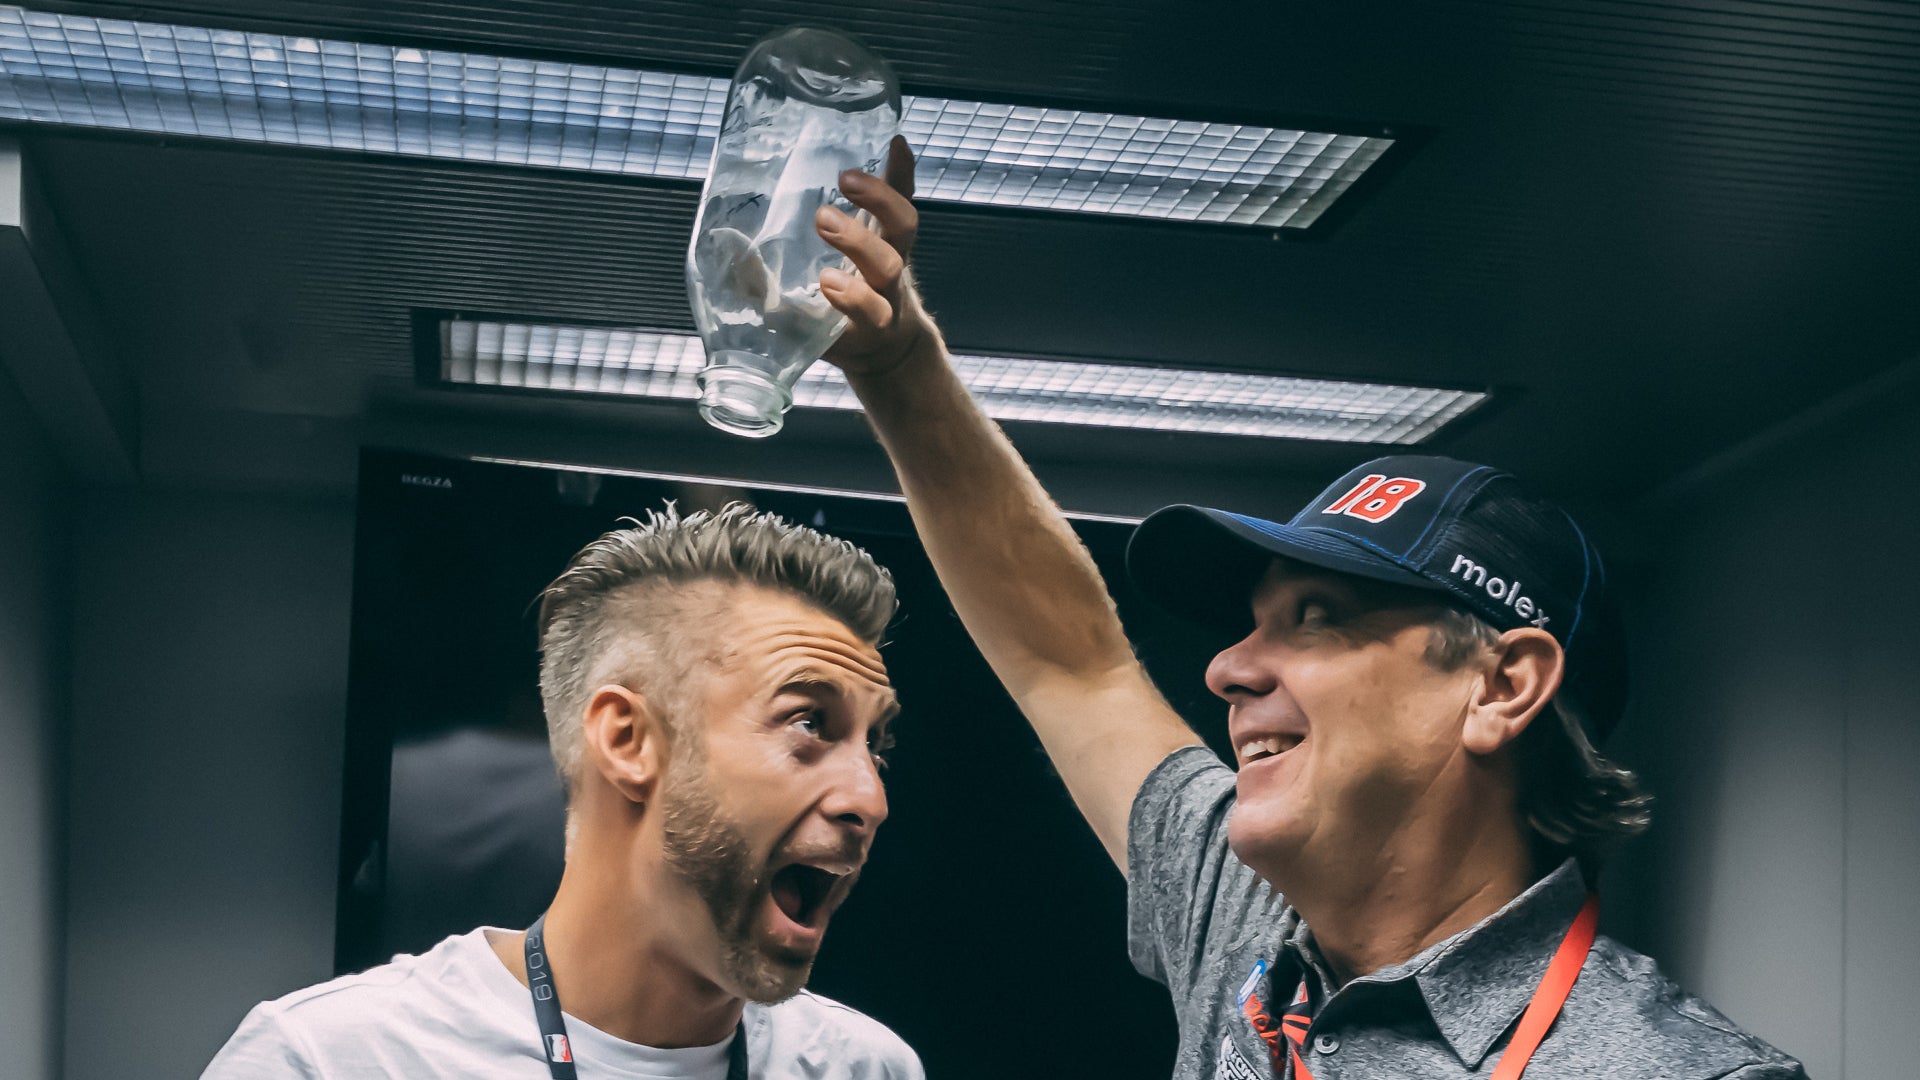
697, 363, 793, 439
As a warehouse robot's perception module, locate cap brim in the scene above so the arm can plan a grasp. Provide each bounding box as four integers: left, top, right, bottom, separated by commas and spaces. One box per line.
1126, 505, 1444, 631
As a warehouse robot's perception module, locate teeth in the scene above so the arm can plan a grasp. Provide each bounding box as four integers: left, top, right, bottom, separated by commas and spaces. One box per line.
1240, 735, 1303, 763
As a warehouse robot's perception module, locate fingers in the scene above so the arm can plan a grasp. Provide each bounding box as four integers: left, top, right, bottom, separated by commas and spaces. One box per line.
883, 134, 916, 200
816, 204, 906, 295
837, 163, 919, 260
813, 136, 925, 372
819, 266, 896, 332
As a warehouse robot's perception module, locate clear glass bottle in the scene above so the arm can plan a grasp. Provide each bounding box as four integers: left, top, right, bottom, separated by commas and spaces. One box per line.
686, 27, 901, 438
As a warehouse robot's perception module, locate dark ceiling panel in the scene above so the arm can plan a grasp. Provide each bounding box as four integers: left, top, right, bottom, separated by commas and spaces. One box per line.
24, 0, 1163, 102
8, 0, 1918, 505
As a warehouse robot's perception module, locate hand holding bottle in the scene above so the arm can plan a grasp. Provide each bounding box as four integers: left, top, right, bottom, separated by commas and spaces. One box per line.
817, 136, 945, 383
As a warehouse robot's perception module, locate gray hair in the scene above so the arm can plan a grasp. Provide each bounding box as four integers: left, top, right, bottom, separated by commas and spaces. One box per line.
536, 502, 896, 788
1425, 608, 1652, 871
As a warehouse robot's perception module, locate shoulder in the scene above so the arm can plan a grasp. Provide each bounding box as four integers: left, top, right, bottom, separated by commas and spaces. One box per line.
258, 935, 471, 1028
1548, 935, 1806, 1079
1124, 745, 1281, 987
1127, 744, 1273, 914
1133, 744, 1236, 818
206, 932, 505, 1069
1127, 744, 1240, 875
754, 990, 924, 1079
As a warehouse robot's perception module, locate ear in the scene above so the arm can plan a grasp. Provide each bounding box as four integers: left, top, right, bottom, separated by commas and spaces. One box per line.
580, 683, 669, 805
1461, 628, 1565, 756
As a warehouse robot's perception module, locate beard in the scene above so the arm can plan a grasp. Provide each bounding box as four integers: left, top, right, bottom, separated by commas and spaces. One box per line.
658, 760, 814, 1003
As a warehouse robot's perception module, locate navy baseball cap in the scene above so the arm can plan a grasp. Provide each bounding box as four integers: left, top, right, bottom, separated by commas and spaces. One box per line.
1126, 455, 1629, 742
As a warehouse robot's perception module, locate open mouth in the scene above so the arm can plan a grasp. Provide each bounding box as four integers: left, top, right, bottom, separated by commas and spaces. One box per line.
769, 864, 844, 929
1240, 734, 1304, 764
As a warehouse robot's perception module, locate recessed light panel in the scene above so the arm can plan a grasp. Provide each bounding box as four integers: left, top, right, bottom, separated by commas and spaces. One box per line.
0, 5, 1393, 228
441, 319, 1485, 444
901, 99, 1391, 227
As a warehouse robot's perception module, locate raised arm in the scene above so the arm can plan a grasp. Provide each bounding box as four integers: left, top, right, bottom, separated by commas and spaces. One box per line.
813, 140, 1201, 869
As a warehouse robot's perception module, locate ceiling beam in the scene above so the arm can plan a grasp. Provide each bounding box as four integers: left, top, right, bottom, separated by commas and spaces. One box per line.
0, 135, 136, 483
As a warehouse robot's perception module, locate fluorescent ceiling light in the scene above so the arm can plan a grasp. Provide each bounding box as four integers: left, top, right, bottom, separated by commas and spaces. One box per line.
467, 456, 1146, 525
0, 5, 1393, 228
440, 319, 1485, 444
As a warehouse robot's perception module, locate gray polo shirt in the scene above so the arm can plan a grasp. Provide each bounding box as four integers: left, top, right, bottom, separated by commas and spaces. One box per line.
1127, 746, 1808, 1079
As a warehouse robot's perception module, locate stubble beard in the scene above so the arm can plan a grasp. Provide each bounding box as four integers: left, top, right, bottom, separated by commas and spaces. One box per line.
658, 756, 814, 1004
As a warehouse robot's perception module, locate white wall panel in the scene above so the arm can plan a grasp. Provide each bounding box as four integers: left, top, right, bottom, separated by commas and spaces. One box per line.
0, 366, 65, 1080
62, 490, 354, 1080
1616, 377, 1920, 1079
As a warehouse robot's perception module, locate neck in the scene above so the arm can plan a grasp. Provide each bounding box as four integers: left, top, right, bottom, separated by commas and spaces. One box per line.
491, 823, 743, 1049
1278, 804, 1537, 986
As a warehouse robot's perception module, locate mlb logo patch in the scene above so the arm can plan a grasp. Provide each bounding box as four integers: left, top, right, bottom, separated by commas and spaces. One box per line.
546, 1034, 573, 1063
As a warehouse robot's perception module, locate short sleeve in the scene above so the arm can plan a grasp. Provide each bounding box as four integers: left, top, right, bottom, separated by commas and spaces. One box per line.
1125, 744, 1245, 995
200, 1003, 324, 1079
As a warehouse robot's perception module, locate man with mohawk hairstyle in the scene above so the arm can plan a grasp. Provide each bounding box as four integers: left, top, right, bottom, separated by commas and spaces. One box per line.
205, 505, 923, 1079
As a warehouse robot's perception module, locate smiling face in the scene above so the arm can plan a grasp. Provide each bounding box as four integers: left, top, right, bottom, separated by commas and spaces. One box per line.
1208, 558, 1487, 885
657, 586, 897, 1003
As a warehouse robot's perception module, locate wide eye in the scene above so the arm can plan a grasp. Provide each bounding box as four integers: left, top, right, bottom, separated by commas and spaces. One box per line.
789, 709, 826, 738
867, 727, 896, 768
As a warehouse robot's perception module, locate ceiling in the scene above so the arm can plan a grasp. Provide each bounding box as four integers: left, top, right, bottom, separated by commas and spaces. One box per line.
4, 0, 1917, 533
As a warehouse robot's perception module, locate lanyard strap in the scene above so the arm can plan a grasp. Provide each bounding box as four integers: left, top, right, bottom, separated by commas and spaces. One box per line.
525, 914, 750, 1080
1278, 980, 1318, 1080
1243, 893, 1600, 1080
1488, 893, 1599, 1080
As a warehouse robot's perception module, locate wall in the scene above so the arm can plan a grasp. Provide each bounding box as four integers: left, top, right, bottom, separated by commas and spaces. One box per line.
1608, 373, 1920, 1080
62, 489, 355, 1080
0, 366, 67, 1079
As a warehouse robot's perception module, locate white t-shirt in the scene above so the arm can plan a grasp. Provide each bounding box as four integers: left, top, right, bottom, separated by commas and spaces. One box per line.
202, 928, 924, 1080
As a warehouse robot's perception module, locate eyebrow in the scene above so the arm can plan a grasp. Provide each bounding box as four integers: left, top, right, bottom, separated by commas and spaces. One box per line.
776, 668, 901, 726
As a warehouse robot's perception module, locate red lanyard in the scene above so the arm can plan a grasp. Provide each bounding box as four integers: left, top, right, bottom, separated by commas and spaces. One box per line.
1489, 894, 1599, 1080
1245, 894, 1600, 1080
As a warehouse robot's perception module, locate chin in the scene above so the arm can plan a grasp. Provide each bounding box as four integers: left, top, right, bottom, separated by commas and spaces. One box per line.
717, 930, 816, 1004
1225, 799, 1308, 884
733, 951, 813, 1004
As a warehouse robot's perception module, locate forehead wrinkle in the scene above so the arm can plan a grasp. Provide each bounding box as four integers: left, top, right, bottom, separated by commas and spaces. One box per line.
759, 627, 890, 684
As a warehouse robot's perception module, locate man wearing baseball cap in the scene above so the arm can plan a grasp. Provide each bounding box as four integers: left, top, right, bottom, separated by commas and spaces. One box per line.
812, 140, 1805, 1077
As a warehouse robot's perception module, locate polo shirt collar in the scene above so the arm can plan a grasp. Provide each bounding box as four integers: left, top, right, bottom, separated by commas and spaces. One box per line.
1406, 858, 1590, 1069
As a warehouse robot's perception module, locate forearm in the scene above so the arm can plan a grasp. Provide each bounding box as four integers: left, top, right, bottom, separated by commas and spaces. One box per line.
846, 324, 1137, 699
817, 160, 1199, 867
848, 324, 1199, 866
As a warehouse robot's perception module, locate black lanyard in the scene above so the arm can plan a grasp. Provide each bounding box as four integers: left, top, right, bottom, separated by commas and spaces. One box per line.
524, 914, 750, 1080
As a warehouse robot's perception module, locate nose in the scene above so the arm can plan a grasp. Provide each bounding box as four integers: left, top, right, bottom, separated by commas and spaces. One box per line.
1206, 629, 1279, 705
820, 745, 889, 836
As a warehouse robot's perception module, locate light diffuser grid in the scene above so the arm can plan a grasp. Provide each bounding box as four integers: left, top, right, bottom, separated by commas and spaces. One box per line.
442, 320, 1485, 444
467, 456, 1147, 525
0, 5, 1393, 228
